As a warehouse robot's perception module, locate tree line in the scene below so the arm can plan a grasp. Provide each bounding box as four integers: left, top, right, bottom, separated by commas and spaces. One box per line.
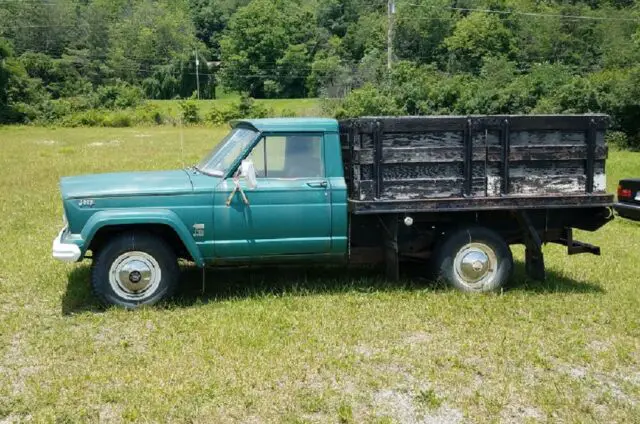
0, 0, 639, 145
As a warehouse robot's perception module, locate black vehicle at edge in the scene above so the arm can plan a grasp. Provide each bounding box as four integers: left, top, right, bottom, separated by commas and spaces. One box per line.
614, 179, 640, 221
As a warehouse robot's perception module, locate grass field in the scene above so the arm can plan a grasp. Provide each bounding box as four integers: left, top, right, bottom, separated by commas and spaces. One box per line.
1, 126, 639, 423
149, 98, 323, 120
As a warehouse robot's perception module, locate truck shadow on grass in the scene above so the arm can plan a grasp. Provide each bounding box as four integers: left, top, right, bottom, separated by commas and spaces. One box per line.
61, 261, 605, 315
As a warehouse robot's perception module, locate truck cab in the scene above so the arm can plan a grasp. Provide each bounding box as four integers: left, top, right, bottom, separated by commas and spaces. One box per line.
53, 118, 349, 308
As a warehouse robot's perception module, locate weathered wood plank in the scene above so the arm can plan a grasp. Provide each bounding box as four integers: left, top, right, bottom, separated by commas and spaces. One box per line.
472, 130, 500, 145
357, 177, 488, 200
367, 160, 595, 181
509, 175, 586, 195
471, 130, 606, 146
361, 116, 468, 132
377, 163, 463, 180
353, 145, 607, 164
357, 131, 464, 148
380, 132, 463, 147
358, 175, 593, 200
355, 133, 373, 148
509, 160, 593, 177
506, 145, 608, 161
594, 170, 606, 192
358, 178, 463, 200
473, 115, 608, 132
341, 114, 609, 132
509, 131, 585, 145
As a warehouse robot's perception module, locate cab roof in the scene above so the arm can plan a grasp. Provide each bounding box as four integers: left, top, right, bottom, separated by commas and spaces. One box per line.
231, 117, 338, 133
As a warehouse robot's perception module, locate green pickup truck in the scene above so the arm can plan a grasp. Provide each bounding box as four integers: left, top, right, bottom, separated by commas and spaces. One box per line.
53, 116, 614, 308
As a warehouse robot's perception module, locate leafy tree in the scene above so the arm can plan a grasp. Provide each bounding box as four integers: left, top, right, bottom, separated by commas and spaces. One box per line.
108, 0, 197, 83
445, 12, 516, 74
219, 0, 316, 98
316, 0, 384, 38
0, 38, 50, 124
342, 12, 386, 62
188, 0, 251, 59
334, 83, 401, 118
589, 67, 640, 146
0, 0, 80, 57
19, 52, 91, 99
307, 53, 353, 97
551, 6, 602, 71
0, 38, 14, 121
393, 0, 453, 66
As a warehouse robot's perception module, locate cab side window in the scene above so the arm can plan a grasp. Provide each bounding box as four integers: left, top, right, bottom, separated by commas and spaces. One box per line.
247, 134, 323, 179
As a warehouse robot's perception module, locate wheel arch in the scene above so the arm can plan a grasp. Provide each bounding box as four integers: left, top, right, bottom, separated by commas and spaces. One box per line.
81, 210, 204, 267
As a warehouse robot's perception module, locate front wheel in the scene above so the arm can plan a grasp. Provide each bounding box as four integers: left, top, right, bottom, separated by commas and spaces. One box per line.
434, 226, 513, 292
91, 233, 179, 308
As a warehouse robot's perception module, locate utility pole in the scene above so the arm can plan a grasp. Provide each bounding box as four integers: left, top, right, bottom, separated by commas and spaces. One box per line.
194, 47, 201, 100
387, 0, 395, 70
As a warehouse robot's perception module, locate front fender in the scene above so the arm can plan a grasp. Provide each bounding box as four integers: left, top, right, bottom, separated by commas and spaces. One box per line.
80, 209, 204, 267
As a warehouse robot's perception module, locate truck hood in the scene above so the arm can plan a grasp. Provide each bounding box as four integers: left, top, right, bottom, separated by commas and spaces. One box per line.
60, 170, 193, 199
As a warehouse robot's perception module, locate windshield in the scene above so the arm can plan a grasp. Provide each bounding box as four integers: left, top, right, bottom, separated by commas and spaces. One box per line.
196, 127, 259, 176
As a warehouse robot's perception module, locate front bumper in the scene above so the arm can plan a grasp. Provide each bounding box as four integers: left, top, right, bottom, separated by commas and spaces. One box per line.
614, 202, 640, 222
52, 227, 81, 262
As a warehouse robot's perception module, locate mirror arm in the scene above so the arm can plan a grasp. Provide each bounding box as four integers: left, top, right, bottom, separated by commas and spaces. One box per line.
225, 176, 250, 206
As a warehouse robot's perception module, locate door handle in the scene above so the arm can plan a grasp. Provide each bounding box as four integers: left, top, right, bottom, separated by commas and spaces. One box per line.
306, 180, 328, 188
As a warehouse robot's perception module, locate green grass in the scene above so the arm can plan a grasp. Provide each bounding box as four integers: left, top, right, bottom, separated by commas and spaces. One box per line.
149, 97, 323, 121
0, 126, 639, 423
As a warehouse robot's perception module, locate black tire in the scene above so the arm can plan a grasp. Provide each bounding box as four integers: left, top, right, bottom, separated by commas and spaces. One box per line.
434, 226, 513, 292
91, 232, 179, 308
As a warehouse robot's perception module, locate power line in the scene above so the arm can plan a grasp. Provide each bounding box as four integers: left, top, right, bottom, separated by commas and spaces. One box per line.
9, 47, 317, 66
0, 0, 58, 4
405, 2, 640, 22
1, 25, 76, 29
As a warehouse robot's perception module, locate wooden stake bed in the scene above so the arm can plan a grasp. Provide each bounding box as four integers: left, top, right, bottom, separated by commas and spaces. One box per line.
339, 115, 613, 214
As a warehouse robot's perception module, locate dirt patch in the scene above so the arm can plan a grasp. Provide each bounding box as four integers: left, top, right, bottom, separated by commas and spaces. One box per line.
373, 389, 464, 424
587, 340, 611, 354
88, 140, 121, 147
98, 404, 124, 424
500, 404, 545, 423
353, 343, 378, 359
423, 406, 464, 424
403, 331, 433, 346
0, 414, 26, 424
557, 362, 638, 406
373, 390, 418, 423
2, 333, 44, 396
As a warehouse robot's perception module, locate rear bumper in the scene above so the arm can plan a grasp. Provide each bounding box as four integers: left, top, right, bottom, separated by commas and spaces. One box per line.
614, 202, 640, 221
52, 227, 81, 262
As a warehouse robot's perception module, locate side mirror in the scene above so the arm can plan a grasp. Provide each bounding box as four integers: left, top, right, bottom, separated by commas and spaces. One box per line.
239, 159, 257, 189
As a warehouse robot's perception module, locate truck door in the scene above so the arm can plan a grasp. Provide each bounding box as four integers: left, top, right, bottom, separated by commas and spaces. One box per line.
212, 133, 332, 258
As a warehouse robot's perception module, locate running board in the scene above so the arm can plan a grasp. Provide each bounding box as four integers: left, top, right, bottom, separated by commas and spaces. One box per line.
557, 228, 601, 256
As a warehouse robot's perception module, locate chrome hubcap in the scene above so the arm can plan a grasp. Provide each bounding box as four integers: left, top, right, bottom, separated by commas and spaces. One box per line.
453, 242, 497, 289
109, 252, 161, 300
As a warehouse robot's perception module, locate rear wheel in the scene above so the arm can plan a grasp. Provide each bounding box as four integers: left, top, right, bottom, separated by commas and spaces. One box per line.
434, 226, 513, 292
91, 233, 179, 308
